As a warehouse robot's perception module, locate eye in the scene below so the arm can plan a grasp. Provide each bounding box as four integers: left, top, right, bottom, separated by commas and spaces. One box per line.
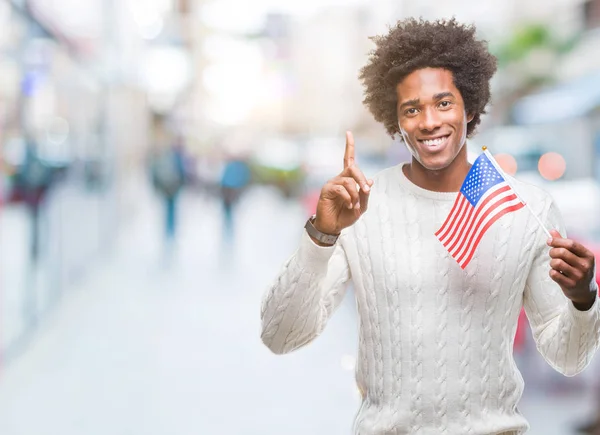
404, 108, 418, 116
438, 100, 452, 109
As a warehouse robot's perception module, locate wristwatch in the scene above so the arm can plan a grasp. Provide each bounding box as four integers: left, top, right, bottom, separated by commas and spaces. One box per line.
304, 215, 339, 246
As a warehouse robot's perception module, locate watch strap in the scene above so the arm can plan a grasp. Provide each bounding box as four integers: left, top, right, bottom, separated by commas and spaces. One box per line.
304, 216, 339, 246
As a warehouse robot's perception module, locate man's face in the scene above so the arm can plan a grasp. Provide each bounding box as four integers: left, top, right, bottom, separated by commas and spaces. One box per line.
396, 68, 473, 171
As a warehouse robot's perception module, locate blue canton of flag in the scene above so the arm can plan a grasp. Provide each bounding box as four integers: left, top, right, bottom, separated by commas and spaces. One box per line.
435, 152, 525, 269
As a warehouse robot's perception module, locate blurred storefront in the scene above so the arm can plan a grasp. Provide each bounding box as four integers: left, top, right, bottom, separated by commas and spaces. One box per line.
493, 1, 600, 237
0, 0, 155, 362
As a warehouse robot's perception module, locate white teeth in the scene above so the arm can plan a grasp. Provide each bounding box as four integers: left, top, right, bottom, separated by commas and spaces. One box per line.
422, 137, 446, 146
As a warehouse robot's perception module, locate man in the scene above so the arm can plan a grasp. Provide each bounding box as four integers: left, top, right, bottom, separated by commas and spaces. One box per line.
220, 156, 251, 238
260, 18, 600, 434
150, 136, 187, 244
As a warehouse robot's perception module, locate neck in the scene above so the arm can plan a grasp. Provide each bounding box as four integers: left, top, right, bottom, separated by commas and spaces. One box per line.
404, 148, 471, 192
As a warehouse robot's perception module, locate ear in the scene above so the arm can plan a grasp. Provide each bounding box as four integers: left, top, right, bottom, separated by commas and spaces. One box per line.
467, 113, 475, 123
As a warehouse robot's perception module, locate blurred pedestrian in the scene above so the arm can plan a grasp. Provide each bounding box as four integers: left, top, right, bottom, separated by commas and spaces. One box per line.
219, 157, 251, 239
150, 136, 187, 246
260, 18, 600, 434
13, 140, 54, 261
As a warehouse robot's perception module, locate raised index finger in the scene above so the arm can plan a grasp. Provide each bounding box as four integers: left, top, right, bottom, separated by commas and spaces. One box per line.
344, 131, 355, 169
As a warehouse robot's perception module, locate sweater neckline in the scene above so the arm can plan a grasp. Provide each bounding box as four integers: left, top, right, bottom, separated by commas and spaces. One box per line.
394, 163, 460, 201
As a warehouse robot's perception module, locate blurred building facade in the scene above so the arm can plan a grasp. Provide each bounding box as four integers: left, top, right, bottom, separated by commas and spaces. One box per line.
0, 0, 166, 360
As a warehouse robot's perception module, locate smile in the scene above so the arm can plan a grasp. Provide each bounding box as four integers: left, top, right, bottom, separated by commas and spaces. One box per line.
418, 134, 450, 148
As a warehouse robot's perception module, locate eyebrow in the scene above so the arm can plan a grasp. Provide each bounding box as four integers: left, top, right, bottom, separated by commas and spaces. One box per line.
398, 92, 456, 110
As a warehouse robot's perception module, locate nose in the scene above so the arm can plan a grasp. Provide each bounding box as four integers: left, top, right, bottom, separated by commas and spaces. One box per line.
418, 107, 442, 132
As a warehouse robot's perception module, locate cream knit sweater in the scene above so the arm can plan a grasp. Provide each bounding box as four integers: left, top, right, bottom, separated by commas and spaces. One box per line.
260, 164, 600, 435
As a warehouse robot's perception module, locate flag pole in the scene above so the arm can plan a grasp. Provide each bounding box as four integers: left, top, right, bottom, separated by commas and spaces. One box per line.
482, 147, 552, 239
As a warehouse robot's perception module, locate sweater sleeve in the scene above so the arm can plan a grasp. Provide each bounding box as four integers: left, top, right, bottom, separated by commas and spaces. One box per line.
523, 199, 600, 376
260, 230, 352, 355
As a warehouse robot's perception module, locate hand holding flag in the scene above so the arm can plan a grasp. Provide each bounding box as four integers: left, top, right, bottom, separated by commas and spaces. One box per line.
547, 230, 597, 311
436, 147, 597, 309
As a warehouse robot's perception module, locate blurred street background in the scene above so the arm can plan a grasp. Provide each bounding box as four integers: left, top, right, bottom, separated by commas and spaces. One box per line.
0, 0, 600, 434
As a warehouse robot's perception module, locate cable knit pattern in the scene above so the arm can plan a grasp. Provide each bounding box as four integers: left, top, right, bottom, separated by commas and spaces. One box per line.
355, 217, 382, 431
260, 164, 600, 434
499, 211, 537, 416
435, 199, 450, 433
459, 254, 477, 433
283, 273, 322, 349
577, 326, 591, 373
260, 258, 304, 344
405, 192, 424, 433
379, 175, 402, 420
261, 257, 295, 320
481, 217, 510, 415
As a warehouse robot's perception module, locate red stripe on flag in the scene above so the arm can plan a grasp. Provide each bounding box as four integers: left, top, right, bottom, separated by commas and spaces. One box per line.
436, 195, 468, 240
444, 203, 475, 252
459, 202, 525, 269
450, 185, 512, 256
435, 194, 465, 237
456, 193, 519, 264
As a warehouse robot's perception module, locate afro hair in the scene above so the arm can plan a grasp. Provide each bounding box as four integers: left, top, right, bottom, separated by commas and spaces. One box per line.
359, 18, 497, 138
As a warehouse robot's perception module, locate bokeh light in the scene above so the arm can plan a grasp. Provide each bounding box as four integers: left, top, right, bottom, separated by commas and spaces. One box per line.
538, 152, 566, 181
494, 153, 518, 175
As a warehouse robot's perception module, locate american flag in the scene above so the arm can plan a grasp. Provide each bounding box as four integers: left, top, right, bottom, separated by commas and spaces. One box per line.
435, 152, 525, 269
